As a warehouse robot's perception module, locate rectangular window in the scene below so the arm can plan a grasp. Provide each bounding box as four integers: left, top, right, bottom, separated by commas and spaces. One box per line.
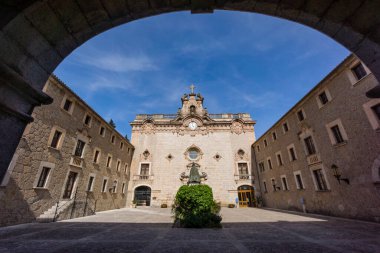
371, 104, 380, 120
277, 154, 283, 166
289, 147, 297, 161
263, 181, 267, 193
87, 176, 95, 192
99, 126, 105, 136
272, 132, 277, 140
63, 99, 72, 112
282, 177, 289, 191
264, 139, 268, 147
352, 63, 367, 80
304, 136, 316, 155
50, 130, 62, 149
124, 163, 129, 174
331, 125, 344, 144
120, 142, 124, 150
74, 140, 85, 157
122, 183, 126, 194
267, 159, 273, 170
313, 169, 328, 191
140, 164, 150, 175
283, 122, 289, 132
258, 162, 265, 173
111, 135, 115, 144
106, 156, 112, 168
238, 163, 249, 175
318, 91, 329, 105
257, 145, 260, 152
112, 180, 118, 193
271, 179, 276, 191
116, 160, 121, 172
295, 174, 304, 189
93, 150, 100, 163
102, 179, 108, 192
297, 110, 305, 121
36, 167, 51, 188
84, 115, 92, 126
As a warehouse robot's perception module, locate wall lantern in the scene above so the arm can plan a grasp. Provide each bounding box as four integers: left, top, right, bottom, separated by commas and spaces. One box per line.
331, 164, 350, 185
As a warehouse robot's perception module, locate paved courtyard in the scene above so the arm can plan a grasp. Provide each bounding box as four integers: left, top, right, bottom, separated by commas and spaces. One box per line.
0, 207, 379, 253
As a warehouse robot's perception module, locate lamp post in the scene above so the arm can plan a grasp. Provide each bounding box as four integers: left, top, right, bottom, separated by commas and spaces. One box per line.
331, 164, 350, 185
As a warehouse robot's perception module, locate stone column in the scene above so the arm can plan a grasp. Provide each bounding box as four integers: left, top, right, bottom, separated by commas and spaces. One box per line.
0, 61, 52, 182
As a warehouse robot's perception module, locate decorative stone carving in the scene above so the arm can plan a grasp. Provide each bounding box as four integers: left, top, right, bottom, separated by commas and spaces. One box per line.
213, 153, 222, 161
231, 121, 243, 134
235, 149, 248, 161
180, 162, 207, 184
142, 122, 155, 134
184, 144, 203, 162
141, 149, 152, 161
166, 154, 174, 161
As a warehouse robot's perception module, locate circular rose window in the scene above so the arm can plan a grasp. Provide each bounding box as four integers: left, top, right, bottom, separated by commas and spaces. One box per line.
188, 148, 199, 160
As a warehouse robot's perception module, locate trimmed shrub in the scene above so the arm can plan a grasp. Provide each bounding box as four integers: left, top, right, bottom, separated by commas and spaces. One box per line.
161, 203, 168, 208
172, 185, 222, 228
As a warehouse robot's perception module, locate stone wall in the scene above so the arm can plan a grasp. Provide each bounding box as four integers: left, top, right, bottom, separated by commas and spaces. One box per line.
252, 54, 380, 222
0, 76, 134, 226
127, 91, 256, 207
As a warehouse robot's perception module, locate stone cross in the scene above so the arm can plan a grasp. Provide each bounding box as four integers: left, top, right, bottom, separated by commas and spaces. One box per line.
190, 84, 195, 94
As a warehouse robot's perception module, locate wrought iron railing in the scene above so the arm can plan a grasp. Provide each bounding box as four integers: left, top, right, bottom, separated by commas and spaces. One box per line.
234, 174, 254, 180
133, 175, 154, 180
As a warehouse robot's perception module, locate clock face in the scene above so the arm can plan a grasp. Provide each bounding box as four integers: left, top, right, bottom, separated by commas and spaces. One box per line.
188, 122, 198, 130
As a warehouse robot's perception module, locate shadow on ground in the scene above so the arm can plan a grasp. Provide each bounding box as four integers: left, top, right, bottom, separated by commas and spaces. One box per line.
1, 219, 380, 253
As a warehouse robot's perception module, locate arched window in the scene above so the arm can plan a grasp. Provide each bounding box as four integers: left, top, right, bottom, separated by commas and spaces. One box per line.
190, 105, 196, 114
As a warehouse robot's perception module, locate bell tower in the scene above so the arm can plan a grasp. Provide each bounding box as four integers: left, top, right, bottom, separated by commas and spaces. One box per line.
180, 84, 207, 116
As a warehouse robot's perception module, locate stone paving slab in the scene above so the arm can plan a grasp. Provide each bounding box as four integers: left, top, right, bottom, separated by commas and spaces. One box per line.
0, 207, 380, 253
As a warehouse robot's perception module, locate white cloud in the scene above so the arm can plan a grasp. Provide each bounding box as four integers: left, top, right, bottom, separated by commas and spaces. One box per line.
72, 51, 158, 73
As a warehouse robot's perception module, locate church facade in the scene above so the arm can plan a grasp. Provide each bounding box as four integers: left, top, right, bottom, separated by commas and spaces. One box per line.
127, 88, 256, 207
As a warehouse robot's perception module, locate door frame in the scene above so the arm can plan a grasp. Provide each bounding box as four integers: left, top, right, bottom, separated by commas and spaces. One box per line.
61, 168, 81, 199
237, 185, 255, 207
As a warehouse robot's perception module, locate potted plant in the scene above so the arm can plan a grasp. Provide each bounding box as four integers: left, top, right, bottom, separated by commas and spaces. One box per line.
131, 199, 137, 208
228, 204, 235, 208
256, 196, 263, 208
161, 203, 168, 208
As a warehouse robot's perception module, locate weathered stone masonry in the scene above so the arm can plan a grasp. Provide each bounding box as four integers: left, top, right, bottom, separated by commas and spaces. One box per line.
252, 54, 380, 222
0, 76, 134, 226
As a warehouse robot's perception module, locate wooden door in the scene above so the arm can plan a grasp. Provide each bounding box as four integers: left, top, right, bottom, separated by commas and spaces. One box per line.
63, 171, 78, 199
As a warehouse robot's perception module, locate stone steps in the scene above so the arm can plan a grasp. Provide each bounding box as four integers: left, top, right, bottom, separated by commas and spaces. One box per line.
36, 200, 73, 223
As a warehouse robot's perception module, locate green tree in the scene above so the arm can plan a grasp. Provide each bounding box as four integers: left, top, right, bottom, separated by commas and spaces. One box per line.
172, 185, 222, 228
109, 119, 116, 128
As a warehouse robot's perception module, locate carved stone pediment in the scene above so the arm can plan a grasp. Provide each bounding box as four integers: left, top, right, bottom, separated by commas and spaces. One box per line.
142, 122, 155, 134
231, 121, 244, 134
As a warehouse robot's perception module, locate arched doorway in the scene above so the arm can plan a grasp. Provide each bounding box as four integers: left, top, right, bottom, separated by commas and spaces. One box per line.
238, 185, 255, 208
1, 1, 380, 183
134, 186, 151, 206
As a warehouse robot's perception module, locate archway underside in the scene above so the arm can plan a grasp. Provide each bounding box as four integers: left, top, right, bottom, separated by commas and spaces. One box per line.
0, 0, 380, 179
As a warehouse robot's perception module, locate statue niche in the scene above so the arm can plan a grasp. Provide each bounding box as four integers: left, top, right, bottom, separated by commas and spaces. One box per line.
180, 162, 207, 185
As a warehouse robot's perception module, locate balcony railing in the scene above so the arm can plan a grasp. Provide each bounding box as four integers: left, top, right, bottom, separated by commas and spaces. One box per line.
133, 175, 154, 181
234, 174, 254, 181
70, 156, 83, 168
135, 113, 251, 120
135, 114, 177, 120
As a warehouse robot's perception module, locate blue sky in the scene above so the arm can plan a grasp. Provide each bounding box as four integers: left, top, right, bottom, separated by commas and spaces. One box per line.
54, 11, 349, 139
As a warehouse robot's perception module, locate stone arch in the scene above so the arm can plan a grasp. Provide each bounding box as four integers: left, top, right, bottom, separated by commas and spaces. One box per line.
1, 0, 380, 178
134, 185, 152, 206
